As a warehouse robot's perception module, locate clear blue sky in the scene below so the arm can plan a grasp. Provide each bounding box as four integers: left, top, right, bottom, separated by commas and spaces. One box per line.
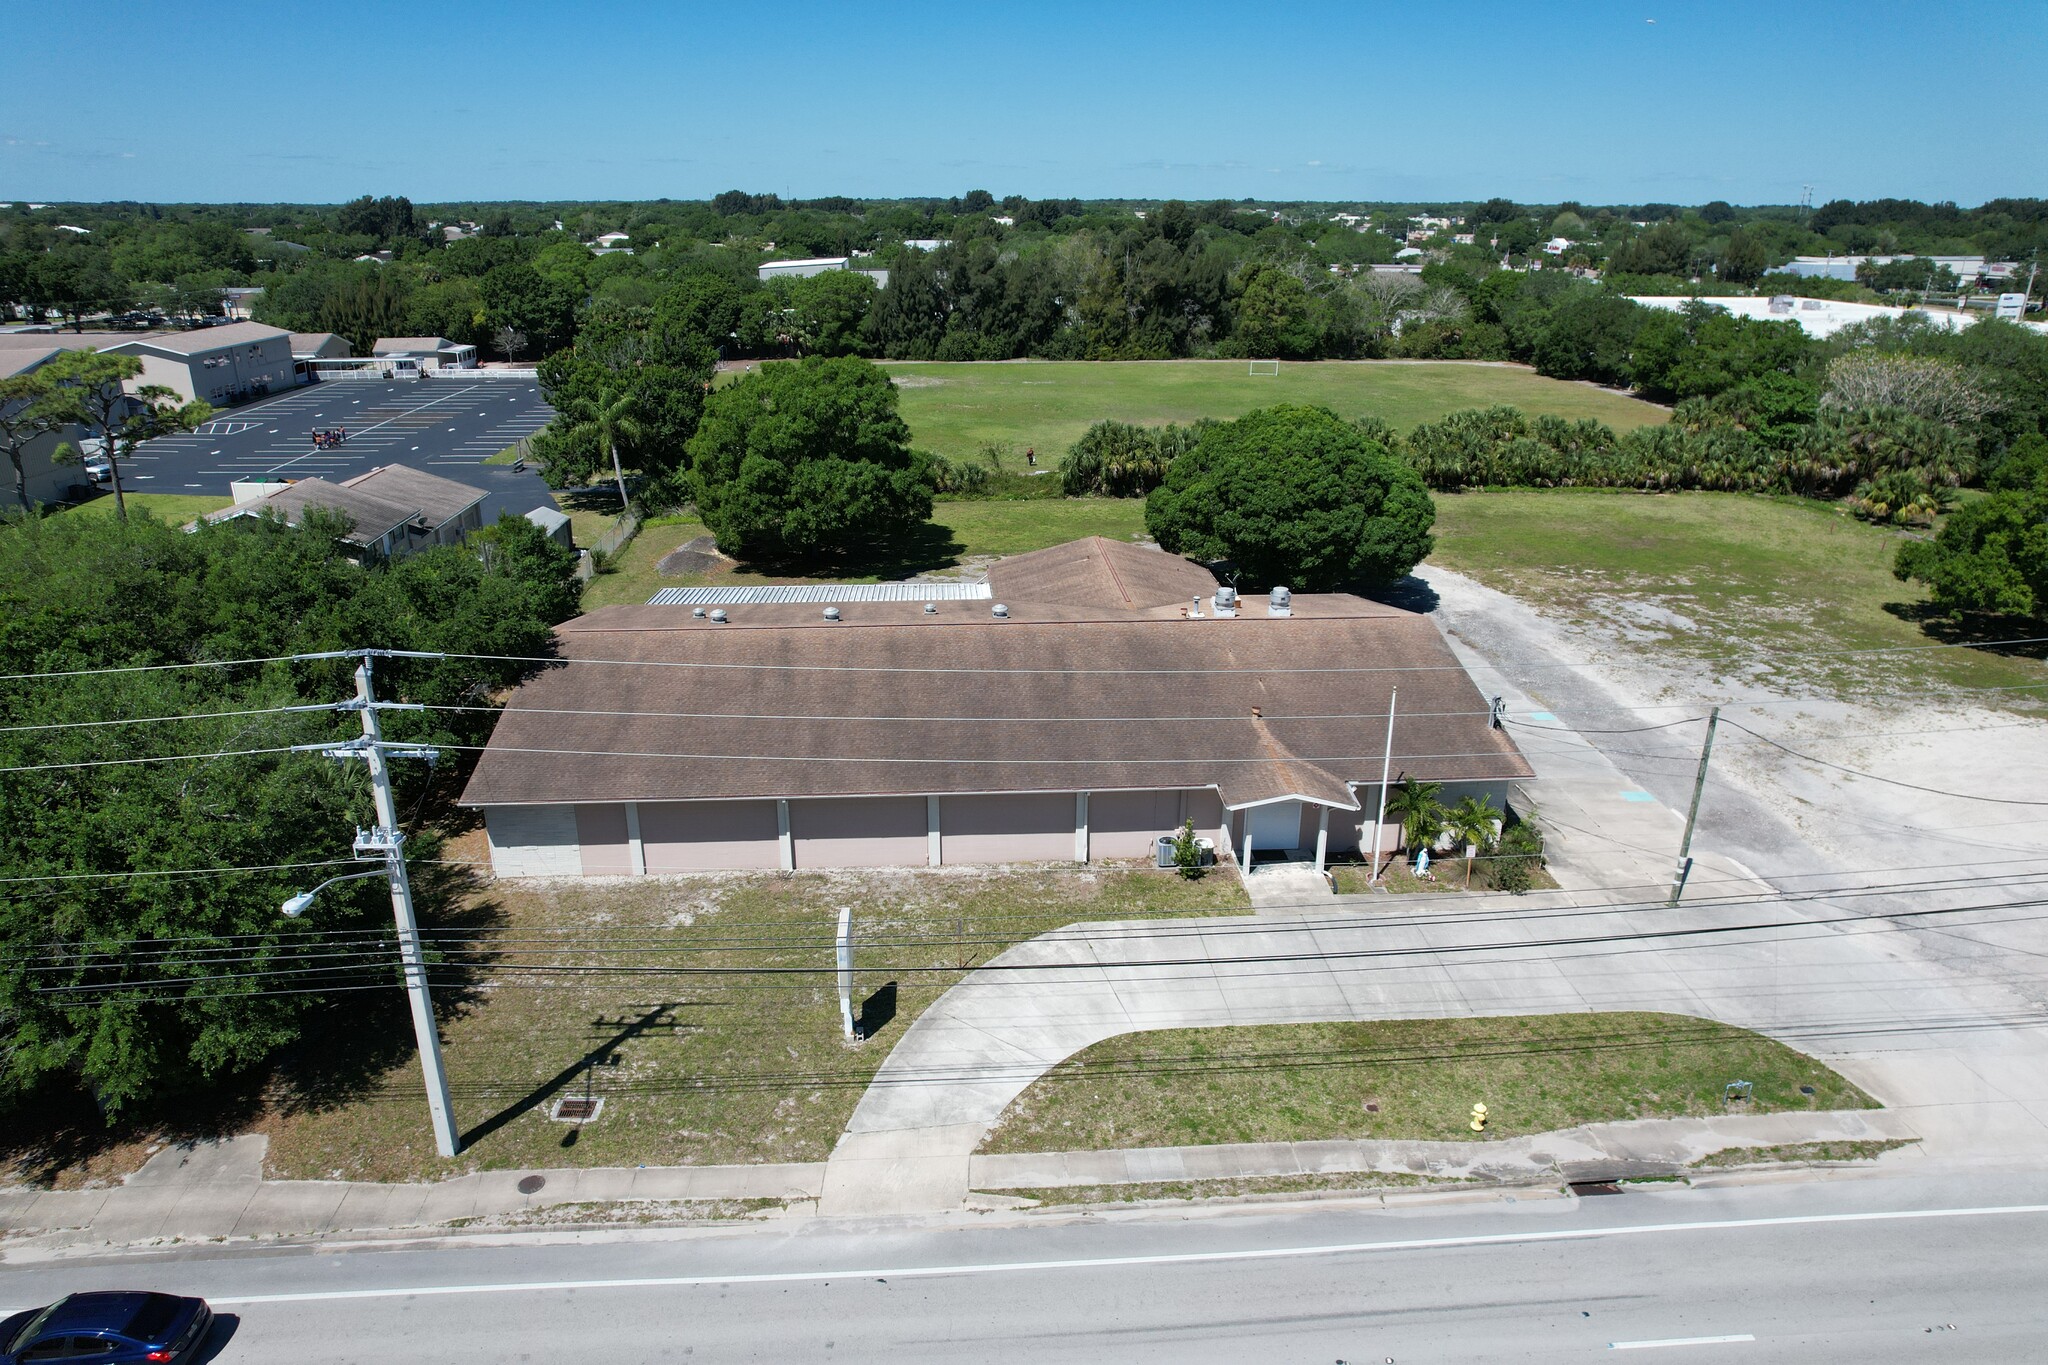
5, 0, 2043, 207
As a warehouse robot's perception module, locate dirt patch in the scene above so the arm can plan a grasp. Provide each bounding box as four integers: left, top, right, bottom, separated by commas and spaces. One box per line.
890, 375, 946, 388
657, 536, 730, 577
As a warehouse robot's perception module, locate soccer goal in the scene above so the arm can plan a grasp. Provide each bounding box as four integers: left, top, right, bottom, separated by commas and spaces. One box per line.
1247, 359, 1280, 376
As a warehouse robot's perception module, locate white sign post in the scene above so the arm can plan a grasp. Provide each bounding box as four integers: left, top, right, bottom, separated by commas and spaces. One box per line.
836, 905, 856, 1040
1996, 293, 2027, 321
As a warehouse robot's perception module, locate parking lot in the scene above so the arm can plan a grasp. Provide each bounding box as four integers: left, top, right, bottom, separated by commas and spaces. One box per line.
124, 374, 558, 522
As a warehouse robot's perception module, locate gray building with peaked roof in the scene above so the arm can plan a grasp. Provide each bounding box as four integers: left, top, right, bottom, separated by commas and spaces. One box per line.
461, 538, 1531, 879
202, 464, 488, 559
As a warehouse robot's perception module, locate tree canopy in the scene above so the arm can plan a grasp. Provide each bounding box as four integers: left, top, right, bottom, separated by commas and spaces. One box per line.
1144, 404, 1436, 591
0, 509, 580, 1117
686, 356, 932, 563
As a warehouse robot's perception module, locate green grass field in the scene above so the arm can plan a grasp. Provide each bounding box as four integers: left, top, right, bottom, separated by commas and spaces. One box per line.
881, 360, 1668, 464
1428, 490, 2048, 702
51, 492, 232, 523
978, 1013, 1873, 1153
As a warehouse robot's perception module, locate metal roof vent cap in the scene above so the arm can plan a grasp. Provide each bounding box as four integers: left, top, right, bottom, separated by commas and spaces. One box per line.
692, 607, 706, 618
1268, 586, 1292, 616
992, 603, 1010, 618
823, 606, 841, 621
923, 602, 938, 615
710, 608, 728, 623
1215, 585, 1238, 609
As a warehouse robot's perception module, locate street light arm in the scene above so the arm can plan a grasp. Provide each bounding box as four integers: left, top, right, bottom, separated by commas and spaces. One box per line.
280, 868, 388, 917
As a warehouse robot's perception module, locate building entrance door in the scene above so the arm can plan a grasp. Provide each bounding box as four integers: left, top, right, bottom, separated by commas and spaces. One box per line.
1247, 801, 1302, 857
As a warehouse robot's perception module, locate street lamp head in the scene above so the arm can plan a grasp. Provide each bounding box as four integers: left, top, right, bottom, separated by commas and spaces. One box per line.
280, 890, 317, 918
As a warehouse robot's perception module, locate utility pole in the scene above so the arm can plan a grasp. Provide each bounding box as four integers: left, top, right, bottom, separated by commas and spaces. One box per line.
1368, 688, 1398, 884
296, 653, 459, 1156
1668, 706, 1720, 907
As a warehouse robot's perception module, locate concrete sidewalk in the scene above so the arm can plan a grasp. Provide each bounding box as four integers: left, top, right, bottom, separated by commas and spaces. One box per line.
0, 1109, 1919, 1252
0, 1138, 823, 1251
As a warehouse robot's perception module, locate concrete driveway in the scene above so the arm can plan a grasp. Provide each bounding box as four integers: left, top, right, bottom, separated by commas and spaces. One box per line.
818, 572, 2048, 1214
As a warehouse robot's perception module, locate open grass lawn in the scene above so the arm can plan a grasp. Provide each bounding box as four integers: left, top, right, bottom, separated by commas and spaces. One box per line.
978, 1013, 1873, 1154
51, 491, 231, 523
578, 498, 1150, 609
257, 863, 1249, 1183
881, 360, 1668, 464
1429, 489, 2048, 703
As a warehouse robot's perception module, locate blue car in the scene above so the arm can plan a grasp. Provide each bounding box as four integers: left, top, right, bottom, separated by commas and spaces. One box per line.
0, 1293, 212, 1363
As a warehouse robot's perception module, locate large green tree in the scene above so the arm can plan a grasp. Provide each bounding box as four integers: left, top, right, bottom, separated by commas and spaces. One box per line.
0, 510, 580, 1117
42, 351, 212, 522
686, 356, 932, 562
1144, 404, 1436, 590
0, 367, 72, 512
1893, 472, 2048, 620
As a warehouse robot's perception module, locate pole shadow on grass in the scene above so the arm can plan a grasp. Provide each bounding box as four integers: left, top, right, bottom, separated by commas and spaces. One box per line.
458, 1002, 689, 1150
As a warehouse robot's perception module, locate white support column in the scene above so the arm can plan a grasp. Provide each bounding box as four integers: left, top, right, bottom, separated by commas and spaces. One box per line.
1075, 791, 1090, 864
625, 801, 646, 877
776, 799, 794, 872
1315, 806, 1329, 873
927, 795, 942, 867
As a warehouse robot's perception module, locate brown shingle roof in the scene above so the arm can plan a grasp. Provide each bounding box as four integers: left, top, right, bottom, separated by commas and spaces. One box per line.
459, 557, 1531, 810
986, 537, 1219, 612
203, 465, 484, 545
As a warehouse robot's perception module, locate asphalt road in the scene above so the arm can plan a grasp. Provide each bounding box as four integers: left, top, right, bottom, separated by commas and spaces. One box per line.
4, 1174, 2043, 1362
120, 375, 558, 523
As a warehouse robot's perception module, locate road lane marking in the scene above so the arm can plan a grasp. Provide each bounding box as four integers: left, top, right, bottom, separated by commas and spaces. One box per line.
186, 1204, 2048, 1308
1612, 1337, 1754, 1350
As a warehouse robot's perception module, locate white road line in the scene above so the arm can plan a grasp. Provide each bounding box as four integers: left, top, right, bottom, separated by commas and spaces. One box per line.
188, 1204, 2048, 1308
1611, 1337, 1755, 1350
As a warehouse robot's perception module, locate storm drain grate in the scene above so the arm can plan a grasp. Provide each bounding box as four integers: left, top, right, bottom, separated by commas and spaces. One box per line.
1568, 1180, 1623, 1197
551, 1096, 604, 1123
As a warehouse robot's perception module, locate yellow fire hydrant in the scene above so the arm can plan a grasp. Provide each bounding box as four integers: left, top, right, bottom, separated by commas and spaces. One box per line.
1469, 1102, 1489, 1133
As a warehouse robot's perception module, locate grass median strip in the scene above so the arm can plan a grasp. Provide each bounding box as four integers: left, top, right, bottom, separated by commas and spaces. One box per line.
1691, 1138, 1917, 1169
978, 1012, 1874, 1154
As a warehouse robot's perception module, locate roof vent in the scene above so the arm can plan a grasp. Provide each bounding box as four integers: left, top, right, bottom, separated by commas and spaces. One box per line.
823, 606, 841, 621
692, 606, 707, 618
992, 603, 1010, 618
1214, 585, 1238, 616
923, 602, 938, 615
710, 608, 728, 623
1268, 586, 1292, 617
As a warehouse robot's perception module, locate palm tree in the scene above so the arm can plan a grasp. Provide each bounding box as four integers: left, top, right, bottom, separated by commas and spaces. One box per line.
1444, 795, 1500, 889
565, 383, 644, 513
1383, 776, 1446, 859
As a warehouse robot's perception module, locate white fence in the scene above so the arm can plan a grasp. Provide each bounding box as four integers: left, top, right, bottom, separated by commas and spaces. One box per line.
305, 360, 540, 381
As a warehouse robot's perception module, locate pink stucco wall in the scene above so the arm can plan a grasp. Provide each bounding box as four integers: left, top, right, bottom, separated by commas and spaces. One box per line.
941, 792, 1074, 864
640, 799, 780, 873
1088, 790, 1182, 860
575, 803, 632, 876
790, 796, 928, 868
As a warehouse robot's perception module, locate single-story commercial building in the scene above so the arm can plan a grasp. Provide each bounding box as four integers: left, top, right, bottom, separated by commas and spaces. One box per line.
200, 464, 488, 559
461, 538, 1533, 878
758, 256, 850, 281
370, 336, 478, 372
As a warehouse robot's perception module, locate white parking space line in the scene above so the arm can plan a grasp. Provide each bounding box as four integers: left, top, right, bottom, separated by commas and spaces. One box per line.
1611, 1337, 1755, 1350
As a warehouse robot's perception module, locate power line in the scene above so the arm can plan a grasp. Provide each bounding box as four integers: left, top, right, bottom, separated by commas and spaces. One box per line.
0, 703, 336, 736
1720, 717, 2048, 807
